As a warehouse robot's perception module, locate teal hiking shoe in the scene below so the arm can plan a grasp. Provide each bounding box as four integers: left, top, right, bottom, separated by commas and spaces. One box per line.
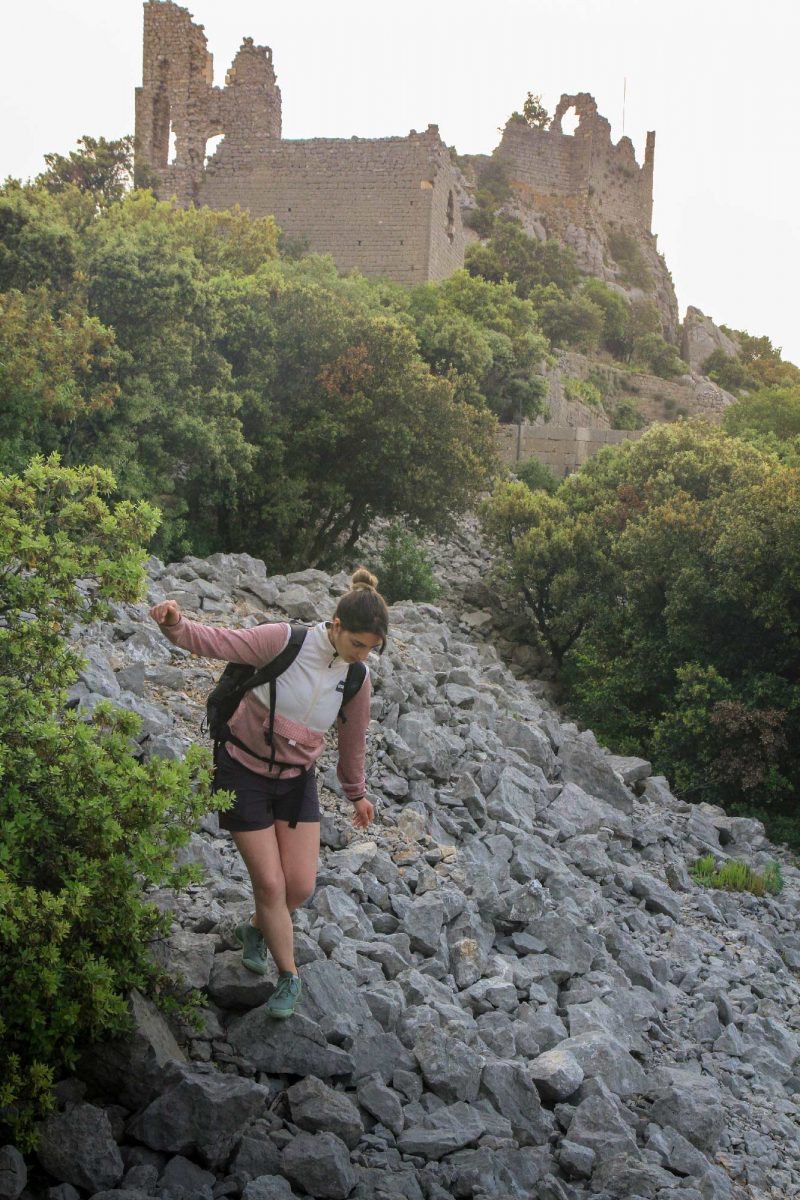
264, 971, 302, 1019
234, 919, 269, 975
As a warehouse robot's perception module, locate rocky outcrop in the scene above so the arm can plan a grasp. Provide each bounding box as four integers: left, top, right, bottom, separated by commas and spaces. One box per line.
13, 526, 800, 1200
681, 307, 741, 374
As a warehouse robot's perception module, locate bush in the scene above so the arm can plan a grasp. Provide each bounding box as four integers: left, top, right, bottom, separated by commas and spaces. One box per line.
466, 219, 580, 299
608, 398, 645, 430
515, 457, 560, 494
631, 333, 687, 379
538, 293, 605, 353
607, 228, 652, 291
377, 522, 439, 604
563, 377, 603, 409
0, 456, 217, 1147
481, 422, 800, 844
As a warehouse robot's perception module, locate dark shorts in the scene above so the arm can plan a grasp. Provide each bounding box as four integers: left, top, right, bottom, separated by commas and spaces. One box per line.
212, 744, 320, 832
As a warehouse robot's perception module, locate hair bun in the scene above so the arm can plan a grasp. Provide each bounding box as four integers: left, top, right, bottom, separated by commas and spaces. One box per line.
351, 566, 378, 591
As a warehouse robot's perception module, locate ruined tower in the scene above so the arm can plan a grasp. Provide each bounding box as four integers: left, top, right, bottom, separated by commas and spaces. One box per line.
134, 1, 464, 283
496, 92, 655, 235
135, 0, 281, 204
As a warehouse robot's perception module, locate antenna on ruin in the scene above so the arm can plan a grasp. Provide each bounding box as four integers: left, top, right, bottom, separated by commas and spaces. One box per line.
622, 77, 627, 136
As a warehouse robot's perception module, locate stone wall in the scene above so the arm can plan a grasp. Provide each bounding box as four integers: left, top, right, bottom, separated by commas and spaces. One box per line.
499, 423, 642, 477
136, 1, 464, 284
552, 351, 735, 425
198, 129, 465, 284
496, 93, 655, 234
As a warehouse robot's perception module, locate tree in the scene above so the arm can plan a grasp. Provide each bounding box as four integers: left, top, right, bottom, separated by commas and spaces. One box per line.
538, 292, 605, 353
407, 269, 549, 422
481, 422, 800, 842
0, 288, 119, 474
580, 278, 630, 357
466, 218, 580, 298
722, 386, 800, 469
0, 456, 216, 1146
522, 92, 550, 129
630, 332, 687, 379
216, 266, 499, 567
0, 187, 81, 295
37, 135, 135, 206
507, 93, 551, 131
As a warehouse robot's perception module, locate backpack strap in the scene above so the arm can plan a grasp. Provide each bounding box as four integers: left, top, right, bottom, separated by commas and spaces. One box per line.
337, 660, 367, 724
217, 625, 307, 765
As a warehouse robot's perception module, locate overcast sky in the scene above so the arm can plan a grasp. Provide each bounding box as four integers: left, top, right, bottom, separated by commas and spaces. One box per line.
2, 0, 798, 364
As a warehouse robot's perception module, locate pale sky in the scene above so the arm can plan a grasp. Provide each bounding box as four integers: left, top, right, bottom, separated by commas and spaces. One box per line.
2, 0, 798, 365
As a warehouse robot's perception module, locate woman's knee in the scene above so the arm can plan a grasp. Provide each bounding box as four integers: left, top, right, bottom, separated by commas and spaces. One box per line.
251, 870, 287, 908
284, 875, 316, 911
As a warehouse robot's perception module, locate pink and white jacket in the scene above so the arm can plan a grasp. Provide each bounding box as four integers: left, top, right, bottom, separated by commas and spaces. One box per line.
159, 617, 371, 801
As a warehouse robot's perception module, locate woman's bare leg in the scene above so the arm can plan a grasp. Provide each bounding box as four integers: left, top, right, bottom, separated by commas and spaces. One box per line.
232, 826, 296, 974
274, 820, 321, 912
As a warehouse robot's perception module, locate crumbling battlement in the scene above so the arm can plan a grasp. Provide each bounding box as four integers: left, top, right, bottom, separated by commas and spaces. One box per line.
134, 6, 659, 290
135, 0, 464, 283
496, 92, 655, 234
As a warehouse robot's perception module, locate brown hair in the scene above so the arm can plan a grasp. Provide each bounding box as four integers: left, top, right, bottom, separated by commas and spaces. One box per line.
333, 567, 389, 650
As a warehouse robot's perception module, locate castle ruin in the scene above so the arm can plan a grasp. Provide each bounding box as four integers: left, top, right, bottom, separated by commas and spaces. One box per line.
135, 0, 465, 283
135, 2, 662, 293
496, 92, 655, 235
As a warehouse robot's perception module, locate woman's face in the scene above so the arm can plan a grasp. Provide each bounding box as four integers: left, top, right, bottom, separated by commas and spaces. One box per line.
330, 619, 383, 663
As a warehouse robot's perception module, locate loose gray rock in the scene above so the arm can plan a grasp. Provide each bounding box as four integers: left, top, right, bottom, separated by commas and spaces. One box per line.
480, 1059, 555, 1144
35, 1104, 124, 1193
650, 1069, 725, 1151
0, 1146, 26, 1200
125, 1066, 270, 1167
241, 1177, 294, 1200
529, 1046, 584, 1101
412, 1025, 483, 1103
227, 1009, 354, 1078
567, 1093, 638, 1159
558, 736, 634, 813
286, 1076, 364, 1149
159, 1154, 215, 1195
280, 1130, 357, 1199
396, 1101, 486, 1160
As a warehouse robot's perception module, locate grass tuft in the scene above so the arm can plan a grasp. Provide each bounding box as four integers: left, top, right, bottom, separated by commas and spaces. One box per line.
690, 854, 784, 897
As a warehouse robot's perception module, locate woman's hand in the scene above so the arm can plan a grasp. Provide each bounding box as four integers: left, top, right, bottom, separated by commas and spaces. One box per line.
149, 599, 182, 627
352, 797, 375, 829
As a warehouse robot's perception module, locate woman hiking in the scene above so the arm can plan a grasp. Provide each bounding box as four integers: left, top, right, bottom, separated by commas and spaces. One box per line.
150, 568, 388, 1020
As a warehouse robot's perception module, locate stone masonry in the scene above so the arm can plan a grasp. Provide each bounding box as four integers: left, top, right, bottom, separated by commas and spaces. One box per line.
496, 92, 655, 236
135, 4, 660, 290
135, 1, 465, 283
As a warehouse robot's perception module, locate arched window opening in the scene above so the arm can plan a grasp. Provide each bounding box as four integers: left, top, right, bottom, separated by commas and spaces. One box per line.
205, 133, 224, 163
561, 107, 580, 136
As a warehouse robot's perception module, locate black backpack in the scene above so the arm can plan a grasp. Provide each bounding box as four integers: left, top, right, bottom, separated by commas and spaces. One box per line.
205, 623, 366, 768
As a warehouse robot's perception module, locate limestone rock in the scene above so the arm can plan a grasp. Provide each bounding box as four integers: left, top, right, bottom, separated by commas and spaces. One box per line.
35, 1104, 124, 1193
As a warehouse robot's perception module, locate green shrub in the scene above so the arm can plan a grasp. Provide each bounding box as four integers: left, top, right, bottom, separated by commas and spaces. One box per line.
481, 421, 800, 841
607, 228, 652, 291
515, 457, 560, 493
631, 333, 687, 379
377, 522, 440, 604
0, 456, 217, 1148
563, 377, 603, 408
690, 854, 784, 897
608, 398, 645, 430
538, 293, 605, 353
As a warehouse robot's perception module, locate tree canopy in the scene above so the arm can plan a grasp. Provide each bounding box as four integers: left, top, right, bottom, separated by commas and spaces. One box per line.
482, 420, 800, 845
0, 171, 505, 568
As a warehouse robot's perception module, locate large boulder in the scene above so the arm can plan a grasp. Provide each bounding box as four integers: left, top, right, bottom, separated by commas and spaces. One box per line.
36, 1104, 124, 1193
